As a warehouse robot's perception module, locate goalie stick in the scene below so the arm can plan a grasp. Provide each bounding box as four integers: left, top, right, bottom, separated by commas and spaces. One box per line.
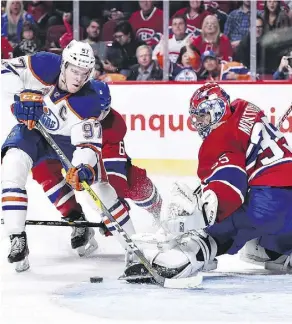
276, 103, 292, 129
35, 122, 202, 289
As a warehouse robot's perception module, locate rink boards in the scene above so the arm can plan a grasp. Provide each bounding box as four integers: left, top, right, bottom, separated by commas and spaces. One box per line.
1, 82, 292, 176
110, 83, 292, 175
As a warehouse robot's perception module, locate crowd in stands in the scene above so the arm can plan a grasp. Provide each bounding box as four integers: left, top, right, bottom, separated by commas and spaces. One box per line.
2, 0, 292, 81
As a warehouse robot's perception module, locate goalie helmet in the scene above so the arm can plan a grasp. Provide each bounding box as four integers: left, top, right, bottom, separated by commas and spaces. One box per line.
61, 40, 95, 81
189, 82, 231, 139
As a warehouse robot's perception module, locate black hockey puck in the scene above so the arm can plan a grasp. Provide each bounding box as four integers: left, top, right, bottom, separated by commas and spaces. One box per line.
90, 276, 103, 283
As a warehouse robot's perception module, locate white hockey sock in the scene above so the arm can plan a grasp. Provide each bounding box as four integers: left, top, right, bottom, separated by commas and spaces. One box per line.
103, 200, 135, 250
2, 148, 32, 235
81, 182, 136, 249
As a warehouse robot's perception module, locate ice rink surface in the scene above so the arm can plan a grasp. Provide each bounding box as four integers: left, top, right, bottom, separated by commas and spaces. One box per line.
1, 176, 292, 324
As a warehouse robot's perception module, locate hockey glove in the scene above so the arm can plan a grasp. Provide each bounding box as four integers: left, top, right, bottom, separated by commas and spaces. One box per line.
12, 90, 44, 130
66, 164, 96, 191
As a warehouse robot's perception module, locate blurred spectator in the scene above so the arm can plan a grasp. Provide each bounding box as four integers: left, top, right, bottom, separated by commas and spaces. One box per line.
58, 14, 84, 49
2, 1, 6, 15
153, 15, 191, 63
129, 1, 163, 46
273, 53, 292, 79
2, 0, 35, 47
204, 1, 228, 32
93, 55, 104, 80
286, 1, 292, 24
101, 2, 137, 42
25, 1, 53, 46
224, 0, 251, 50
59, 14, 73, 49
199, 50, 251, 80
103, 1, 139, 21
204, 1, 239, 14
99, 50, 128, 82
170, 44, 200, 81
106, 21, 145, 71
192, 15, 233, 61
261, 0, 290, 33
234, 15, 267, 73
13, 21, 41, 57
1, 35, 13, 58
83, 19, 107, 61
172, 1, 211, 35
127, 45, 163, 80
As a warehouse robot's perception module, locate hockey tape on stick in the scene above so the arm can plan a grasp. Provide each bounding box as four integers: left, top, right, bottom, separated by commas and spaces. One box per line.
35, 122, 202, 289
277, 103, 292, 128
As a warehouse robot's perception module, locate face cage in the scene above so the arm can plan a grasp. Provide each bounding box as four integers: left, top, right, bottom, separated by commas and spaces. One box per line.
190, 111, 213, 139
190, 98, 225, 139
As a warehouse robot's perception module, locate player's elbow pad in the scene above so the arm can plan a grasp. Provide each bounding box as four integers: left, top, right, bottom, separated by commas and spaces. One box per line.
201, 190, 218, 226
72, 147, 98, 169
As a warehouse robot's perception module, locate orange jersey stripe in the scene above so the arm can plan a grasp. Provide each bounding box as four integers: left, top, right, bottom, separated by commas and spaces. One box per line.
78, 143, 101, 154
104, 207, 127, 225
2, 196, 28, 202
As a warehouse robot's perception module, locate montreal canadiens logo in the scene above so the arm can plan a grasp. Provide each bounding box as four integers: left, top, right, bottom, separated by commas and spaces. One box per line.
40, 107, 59, 131
137, 28, 155, 41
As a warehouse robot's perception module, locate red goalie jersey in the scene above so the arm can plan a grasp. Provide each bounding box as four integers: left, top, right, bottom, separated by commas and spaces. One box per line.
197, 99, 292, 222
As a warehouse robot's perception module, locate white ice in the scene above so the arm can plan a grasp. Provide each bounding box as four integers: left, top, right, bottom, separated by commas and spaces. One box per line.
1, 176, 292, 324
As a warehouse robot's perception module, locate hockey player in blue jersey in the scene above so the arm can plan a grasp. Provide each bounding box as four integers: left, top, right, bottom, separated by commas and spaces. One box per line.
1, 40, 136, 272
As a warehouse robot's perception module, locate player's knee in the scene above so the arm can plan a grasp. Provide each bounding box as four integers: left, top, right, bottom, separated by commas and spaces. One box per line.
89, 182, 118, 209
32, 159, 63, 186
2, 148, 32, 187
108, 174, 129, 198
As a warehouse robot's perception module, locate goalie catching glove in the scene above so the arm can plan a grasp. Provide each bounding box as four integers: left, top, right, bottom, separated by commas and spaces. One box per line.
164, 182, 218, 234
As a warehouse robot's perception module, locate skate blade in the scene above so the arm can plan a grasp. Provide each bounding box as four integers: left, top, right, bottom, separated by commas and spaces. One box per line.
15, 256, 30, 272
77, 238, 98, 257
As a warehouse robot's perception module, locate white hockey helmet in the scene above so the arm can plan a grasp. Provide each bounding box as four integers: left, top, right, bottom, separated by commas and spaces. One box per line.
61, 40, 95, 80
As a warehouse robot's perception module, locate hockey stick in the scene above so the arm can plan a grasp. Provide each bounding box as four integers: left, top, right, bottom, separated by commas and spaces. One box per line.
276, 103, 292, 128
24, 220, 104, 227
35, 122, 202, 289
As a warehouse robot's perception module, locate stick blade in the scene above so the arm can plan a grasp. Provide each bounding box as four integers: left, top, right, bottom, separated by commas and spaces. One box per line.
163, 273, 203, 289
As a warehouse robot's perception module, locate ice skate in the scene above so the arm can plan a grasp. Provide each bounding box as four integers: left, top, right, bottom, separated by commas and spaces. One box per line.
71, 226, 98, 257
241, 239, 292, 273
8, 232, 30, 272
265, 254, 292, 272
240, 238, 271, 265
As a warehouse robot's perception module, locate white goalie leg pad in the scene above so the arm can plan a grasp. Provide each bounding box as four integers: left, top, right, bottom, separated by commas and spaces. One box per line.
139, 231, 218, 279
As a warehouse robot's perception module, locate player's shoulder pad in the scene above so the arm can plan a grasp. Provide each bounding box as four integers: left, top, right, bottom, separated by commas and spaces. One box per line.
102, 108, 127, 143
29, 52, 61, 85
67, 80, 110, 120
